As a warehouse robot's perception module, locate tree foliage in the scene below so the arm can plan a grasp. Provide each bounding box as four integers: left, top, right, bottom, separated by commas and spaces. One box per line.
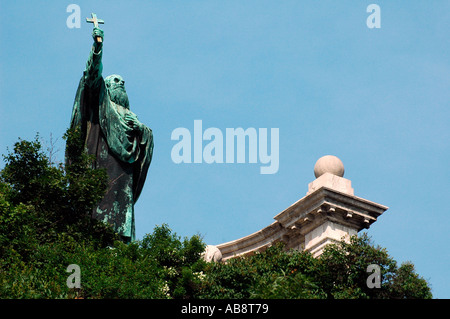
1, 128, 116, 250
196, 236, 431, 299
0, 132, 432, 299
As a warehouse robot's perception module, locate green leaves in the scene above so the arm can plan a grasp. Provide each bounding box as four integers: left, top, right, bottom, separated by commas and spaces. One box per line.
387, 262, 432, 299
0, 132, 207, 299
197, 244, 321, 299
139, 224, 206, 299
197, 235, 432, 299
0, 133, 432, 299
0, 128, 116, 247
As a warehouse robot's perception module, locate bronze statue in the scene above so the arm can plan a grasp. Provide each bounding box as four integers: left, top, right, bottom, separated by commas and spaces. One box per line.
68, 14, 154, 243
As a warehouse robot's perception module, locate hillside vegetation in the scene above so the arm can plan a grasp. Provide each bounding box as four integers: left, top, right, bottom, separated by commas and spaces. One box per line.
0, 130, 432, 299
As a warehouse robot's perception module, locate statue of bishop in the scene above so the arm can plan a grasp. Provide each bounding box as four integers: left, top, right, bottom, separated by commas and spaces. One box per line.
68, 24, 154, 243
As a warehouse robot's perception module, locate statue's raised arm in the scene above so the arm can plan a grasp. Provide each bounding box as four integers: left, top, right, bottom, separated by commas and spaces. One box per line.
84, 26, 104, 89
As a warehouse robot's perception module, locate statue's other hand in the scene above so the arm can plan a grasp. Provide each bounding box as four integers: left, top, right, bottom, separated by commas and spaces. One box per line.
92, 27, 104, 43
125, 113, 143, 133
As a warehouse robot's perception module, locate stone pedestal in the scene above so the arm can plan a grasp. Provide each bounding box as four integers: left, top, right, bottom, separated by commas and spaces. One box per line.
307, 172, 354, 196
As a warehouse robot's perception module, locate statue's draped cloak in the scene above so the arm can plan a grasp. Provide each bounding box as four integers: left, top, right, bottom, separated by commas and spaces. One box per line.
69, 75, 153, 241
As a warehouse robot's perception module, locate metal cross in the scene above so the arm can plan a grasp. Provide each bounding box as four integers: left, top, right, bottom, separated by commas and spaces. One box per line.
86, 13, 104, 43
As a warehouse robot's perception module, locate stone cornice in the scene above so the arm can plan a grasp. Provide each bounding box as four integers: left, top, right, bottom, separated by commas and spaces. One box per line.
217, 186, 388, 260
275, 186, 388, 231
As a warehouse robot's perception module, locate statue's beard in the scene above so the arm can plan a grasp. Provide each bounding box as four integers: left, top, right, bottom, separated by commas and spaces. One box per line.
108, 87, 130, 109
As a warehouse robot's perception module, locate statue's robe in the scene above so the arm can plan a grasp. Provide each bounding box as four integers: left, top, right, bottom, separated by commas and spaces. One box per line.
68, 46, 153, 242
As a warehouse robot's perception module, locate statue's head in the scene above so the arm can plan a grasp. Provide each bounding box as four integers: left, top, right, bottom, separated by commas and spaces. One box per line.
105, 74, 130, 109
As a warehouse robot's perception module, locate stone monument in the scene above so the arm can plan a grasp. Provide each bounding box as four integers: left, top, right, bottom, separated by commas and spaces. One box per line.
68, 14, 154, 243
213, 155, 388, 260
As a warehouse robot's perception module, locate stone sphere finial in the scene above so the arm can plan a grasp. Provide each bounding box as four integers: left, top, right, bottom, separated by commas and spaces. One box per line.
314, 155, 345, 178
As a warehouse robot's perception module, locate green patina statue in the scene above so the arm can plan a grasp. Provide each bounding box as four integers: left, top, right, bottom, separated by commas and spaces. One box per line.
69, 15, 154, 243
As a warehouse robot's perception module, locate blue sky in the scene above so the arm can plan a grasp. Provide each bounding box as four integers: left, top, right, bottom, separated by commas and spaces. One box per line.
1, 1, 449, 298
